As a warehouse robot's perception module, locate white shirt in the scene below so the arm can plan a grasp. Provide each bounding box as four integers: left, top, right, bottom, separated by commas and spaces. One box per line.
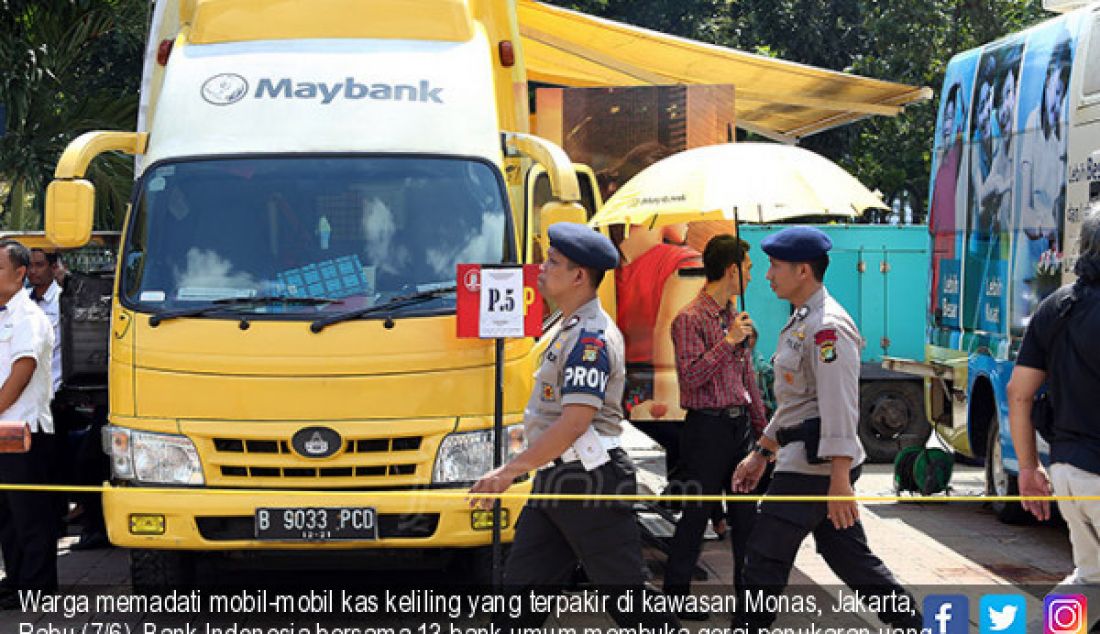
24, 281, 62, 392
0, 290, 56, 433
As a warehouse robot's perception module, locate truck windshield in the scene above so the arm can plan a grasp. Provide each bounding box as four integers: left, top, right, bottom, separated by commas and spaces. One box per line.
121, 156, 511, 316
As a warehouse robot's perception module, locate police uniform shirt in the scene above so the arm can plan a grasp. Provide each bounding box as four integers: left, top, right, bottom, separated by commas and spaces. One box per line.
763, 286, 866, 475
0, 290, 56, 433
523, 297, 626, 444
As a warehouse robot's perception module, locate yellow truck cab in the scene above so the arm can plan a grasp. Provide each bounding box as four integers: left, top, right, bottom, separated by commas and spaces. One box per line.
45, 0, 587, 587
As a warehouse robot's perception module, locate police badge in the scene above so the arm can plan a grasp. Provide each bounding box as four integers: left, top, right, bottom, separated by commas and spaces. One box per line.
815, 329, 838, 363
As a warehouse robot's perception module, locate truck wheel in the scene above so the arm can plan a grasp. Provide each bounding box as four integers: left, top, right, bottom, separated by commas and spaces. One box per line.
985, 423, 1031, 525
130, 549, 196, 594
858, 381, 929, 463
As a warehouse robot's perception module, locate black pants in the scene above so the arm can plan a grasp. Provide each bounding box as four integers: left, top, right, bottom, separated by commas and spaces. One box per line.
497, 449, 679, 632
631, 420, 682, 477
50, 400, 74, 525
71, 422, 107, 534
663, 410, 756, 594
738, 469, 920, 629
0, 431, 58, 590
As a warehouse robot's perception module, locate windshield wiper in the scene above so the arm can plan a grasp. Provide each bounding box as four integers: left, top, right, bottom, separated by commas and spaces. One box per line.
149, 296, 340, 327
310, 285, 456, 333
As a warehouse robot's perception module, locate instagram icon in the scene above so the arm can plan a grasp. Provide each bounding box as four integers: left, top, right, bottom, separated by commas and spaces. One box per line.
1045, 595, 1088, 634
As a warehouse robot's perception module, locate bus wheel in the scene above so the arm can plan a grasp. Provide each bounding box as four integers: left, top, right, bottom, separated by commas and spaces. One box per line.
985, 424, 1031, 525
858, 381, 929, 463
130, 549, 196, 594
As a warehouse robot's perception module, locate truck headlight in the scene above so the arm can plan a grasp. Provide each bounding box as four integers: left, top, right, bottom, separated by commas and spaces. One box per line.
432, 426, 525, 484
104, 426, 204, 485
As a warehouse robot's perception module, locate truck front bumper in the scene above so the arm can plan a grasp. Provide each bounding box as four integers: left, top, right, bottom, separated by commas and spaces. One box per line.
103, 485, 522, 550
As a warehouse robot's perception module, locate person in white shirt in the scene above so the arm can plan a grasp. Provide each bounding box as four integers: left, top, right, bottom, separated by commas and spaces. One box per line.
28, 250, 109, 551
26, 248, 71, 546
0, 240, 58, 597
26, 249, 61, 393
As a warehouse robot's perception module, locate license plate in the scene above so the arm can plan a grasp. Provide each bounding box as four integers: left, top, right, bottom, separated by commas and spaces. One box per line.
255, 507, 378, 541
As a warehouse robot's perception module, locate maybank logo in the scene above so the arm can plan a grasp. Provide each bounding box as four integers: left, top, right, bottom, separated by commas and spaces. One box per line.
201, 73, 248, 105
202, 75, 445, 106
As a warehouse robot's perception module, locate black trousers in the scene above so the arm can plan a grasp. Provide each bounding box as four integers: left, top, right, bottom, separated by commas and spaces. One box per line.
496, 449, 679, 632
738, 469, 921, 629
0, 431, 58, 590
663, 410, 756, 594
631, 420, 683, 476
71, 422, 107, 534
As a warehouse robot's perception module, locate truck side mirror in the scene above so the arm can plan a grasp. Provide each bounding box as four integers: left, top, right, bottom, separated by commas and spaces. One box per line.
537, 201, 588, 260
45, 180, 96, 248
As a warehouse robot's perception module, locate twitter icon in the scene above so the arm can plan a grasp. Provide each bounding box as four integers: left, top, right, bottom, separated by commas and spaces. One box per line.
981, 595, 1026, 634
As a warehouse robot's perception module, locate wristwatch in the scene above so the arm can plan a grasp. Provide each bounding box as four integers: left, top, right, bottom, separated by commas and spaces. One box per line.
753, 443, 776, 461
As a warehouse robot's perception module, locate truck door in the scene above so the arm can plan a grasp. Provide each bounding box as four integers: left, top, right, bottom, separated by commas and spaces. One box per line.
524, 164, 602, 264
523, 165, 605, 317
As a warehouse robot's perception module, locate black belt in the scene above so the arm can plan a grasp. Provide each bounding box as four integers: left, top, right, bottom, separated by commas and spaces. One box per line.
552, 447, 625, 467
690, 406, 747, 419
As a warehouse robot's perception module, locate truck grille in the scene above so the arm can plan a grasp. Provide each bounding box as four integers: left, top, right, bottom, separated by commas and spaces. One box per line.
192, 429, 436, 487
212, 436, 422, 454
218, 464, 417, 478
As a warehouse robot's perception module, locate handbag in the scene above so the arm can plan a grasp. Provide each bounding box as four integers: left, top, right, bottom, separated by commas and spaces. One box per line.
1031, 391, 1055, 443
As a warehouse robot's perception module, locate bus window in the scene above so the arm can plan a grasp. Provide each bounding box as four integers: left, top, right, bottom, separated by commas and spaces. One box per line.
1084, 15, 1100, 96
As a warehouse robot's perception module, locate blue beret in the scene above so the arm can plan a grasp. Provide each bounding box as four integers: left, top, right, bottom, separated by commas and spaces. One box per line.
548, 223, 619, 271
760, 226, 833, 262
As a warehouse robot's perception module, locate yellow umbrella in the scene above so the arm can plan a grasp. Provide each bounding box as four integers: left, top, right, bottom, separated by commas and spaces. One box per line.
590, 142, 888, 229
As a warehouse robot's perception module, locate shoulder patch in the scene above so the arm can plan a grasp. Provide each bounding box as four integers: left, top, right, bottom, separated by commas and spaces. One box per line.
562, 329, 611, 400
817, 329, 838, 363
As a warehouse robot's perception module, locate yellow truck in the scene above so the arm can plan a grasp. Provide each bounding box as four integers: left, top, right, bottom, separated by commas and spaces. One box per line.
45, 0, 589, 587
42, 0, 929, 588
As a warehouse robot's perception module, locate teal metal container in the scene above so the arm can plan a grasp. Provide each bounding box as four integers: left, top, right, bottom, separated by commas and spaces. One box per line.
737, 224, 928, 365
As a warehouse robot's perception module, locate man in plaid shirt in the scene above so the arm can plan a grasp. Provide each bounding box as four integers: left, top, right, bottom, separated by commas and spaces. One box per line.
662, 234, 766, 615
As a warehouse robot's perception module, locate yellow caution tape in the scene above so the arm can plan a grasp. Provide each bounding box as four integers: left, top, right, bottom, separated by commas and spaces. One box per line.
0, 483, 1089, 503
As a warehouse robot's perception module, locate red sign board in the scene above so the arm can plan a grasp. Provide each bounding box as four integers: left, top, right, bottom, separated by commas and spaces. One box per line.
456, 264, 542, 338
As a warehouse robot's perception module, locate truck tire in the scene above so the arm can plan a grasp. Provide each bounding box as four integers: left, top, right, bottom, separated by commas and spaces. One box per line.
985, 423, 1032, 525
130, 549, 196, 594
858, 381, 930, 463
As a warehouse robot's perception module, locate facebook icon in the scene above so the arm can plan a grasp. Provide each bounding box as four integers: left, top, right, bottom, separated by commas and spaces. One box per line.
925, 595, 970, 634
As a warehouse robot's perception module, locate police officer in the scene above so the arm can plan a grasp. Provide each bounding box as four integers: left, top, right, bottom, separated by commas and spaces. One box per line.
730, 227, 920, 630
469, 223, 678, 631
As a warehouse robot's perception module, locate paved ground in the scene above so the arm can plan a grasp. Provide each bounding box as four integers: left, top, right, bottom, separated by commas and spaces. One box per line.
2, 425, 1075, 633
628, 425, 1074, 631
